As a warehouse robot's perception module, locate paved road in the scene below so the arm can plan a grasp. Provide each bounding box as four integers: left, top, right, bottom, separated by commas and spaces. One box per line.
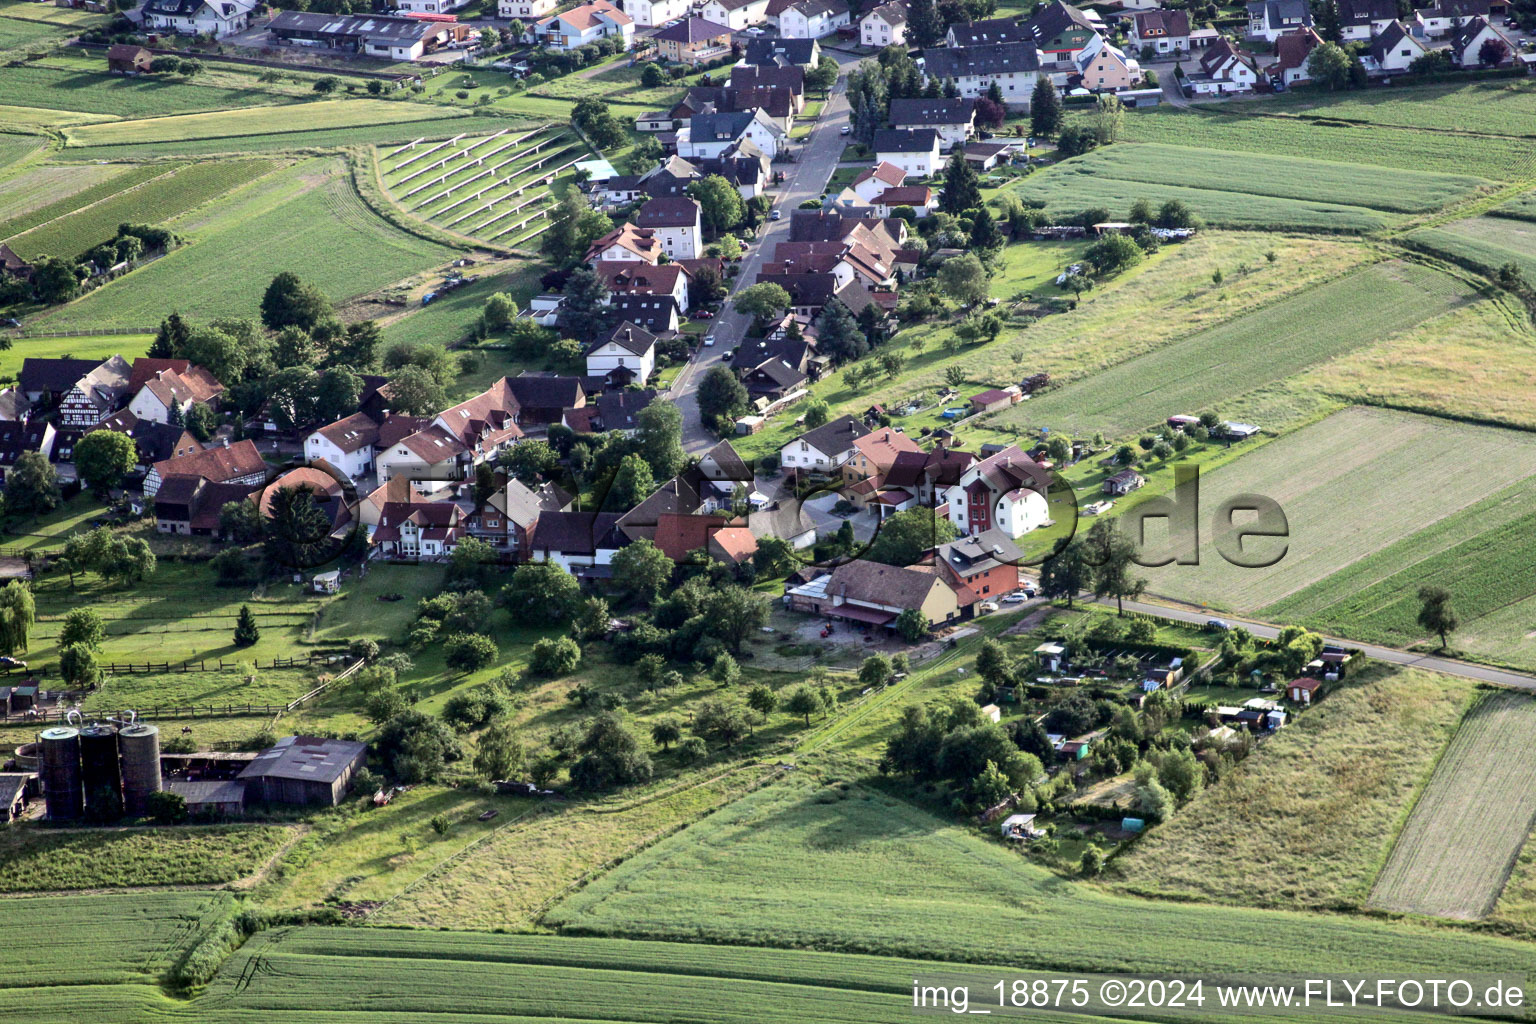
1088, 595, 1536, 690
673, 51, 866, 452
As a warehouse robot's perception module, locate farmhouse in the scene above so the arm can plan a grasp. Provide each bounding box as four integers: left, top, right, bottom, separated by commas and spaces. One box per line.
371, 500, 463, 559
871, 129, 942, 178
464, 477, 545, 557
140, 0, 256, 38
779, 415, 869, 475
238, 736, 367, 807
106, 43, 154, 73
942, 444, 1050, 537
527, 510, 626, 573
59, 355, 131, 429
787, 559, 961, 628
126, 364, 223, 425
585, 223, 665, 265
267, 11, 473, 59
0, 422, 57, 484
1126, 9, 1190, 53
929, 529, 1023, 613
861, 1, 908, 47
776, 0, 850, 39
152, 474, 262, 536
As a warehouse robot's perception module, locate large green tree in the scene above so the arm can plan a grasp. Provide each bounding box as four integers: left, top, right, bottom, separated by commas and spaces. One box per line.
500, 561, 582, 623
938, 152, 982, 215
1087, 518, 1146, 615
610, 537, 672, 603
635, 402, 685, 481
687, 174, 745, 239
1030, 77, 1062, 138
73, 430, 136, 495
698, 365, 750, 427
260, 271, 331, 332
867, 507, 958, 566
4, 451, 59, 516
0, 582, 35, 656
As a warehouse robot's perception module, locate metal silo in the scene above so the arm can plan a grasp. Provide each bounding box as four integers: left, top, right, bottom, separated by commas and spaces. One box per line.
39, 727, 83, 820
79, 724, 121, 809
118, 723, 161, 816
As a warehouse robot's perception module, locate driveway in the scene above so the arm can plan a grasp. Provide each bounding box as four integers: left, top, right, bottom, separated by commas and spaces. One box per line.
671, 50, 867, 452
801, 492, 877, 544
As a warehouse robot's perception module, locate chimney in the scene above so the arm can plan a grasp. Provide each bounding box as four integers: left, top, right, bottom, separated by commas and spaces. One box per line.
222, 437, 230, 448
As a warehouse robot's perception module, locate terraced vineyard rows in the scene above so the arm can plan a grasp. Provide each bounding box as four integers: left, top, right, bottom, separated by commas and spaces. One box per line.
378, 124, 584, 248
1370, 692, 1536, 919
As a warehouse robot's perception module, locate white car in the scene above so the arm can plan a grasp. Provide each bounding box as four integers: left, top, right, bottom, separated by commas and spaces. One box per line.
839, 125, 851, 135
703, 334, 716, 347
978, 601, 999, 614
1002, 591, 1028, 604
770, 209, 782, 220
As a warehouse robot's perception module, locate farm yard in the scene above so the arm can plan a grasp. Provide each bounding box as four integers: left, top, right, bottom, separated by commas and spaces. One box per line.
1370, 691, 1536, 920
993, 262, 1476, 440
1012, 144, 1488, 231
1113, 666, 1478, 910
376, 124, 586, 249
1136, 407, 1536, 613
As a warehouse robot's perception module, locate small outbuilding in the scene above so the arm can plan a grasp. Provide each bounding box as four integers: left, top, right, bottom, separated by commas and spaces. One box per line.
107, 44, 154, 74
1000, 812, 1038, 840
237, 735, 367, 806
311, 570, 341, 594
165, 778, 247, 818
1287, 677, 1322, 705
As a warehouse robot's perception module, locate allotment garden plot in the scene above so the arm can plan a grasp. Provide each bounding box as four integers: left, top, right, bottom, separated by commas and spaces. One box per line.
1137, 407, 1536, 612
1370, 691, 1536, 920
379, 124, 586, 249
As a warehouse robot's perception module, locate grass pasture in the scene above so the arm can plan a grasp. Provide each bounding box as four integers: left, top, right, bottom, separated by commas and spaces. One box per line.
34, 159, 457, 329
1137, 406, 1536, 613
1113, 665, 1477, 910
1491, 191, 1536, 223
5, 159, 274, 260
0, 824, 296, 892
1370, 691, 1536, 920
1023, 143, 1486, 219
1114, 106, 1536, 182
992, 261, 1475, 439
547, 774, 1536, 985
0, 331, 155, 382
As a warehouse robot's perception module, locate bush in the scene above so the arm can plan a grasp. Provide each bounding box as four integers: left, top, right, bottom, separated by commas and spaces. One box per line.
530, 636, 582, 677
146, 790, 187, 824
676, 736, 708, 763
442, 684, 512, 731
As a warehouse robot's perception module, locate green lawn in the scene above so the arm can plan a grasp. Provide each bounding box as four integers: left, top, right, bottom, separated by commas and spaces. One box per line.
0, 331, 155, 383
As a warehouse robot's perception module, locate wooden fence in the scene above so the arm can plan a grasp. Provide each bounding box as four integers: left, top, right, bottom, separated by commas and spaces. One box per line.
0, 652, 351, 679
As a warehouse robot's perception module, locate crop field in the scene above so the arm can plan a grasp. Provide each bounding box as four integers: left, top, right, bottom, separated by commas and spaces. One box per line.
0, 331, 154, 381
0, 102, 110, 127
0, 131, 44, 172
1112, 106, 1536, 181
0, 161, 138, 233
378, 125, 582, 247
0, 1, 106, 26
1491, 191, 1536, 222
0, 825, 296, 892
1114, 666, 1477, 910
34, 160, 457, 330
1137, 407, 1536, 612
6, 159, 274, 260
1226, 79, 1536, 138
0, 891, 232, 987
61, 99, 470, 148
1026, 143, 1486, 216
0, 65, 300, 118
1265, 478, 1536, 668
1370, 691, 1536, 920
547, 774, 1536, 983
992, 262, 1474, 440
1409, 214, 1536, 283
0, 14, 66, 51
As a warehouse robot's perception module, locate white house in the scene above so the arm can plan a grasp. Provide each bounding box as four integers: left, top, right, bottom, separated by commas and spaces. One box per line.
622, 0, 691, 27
861, 0, 907, 46
700, 0, 771, 29
887, 97, 975, 150
397, 0, 473, 13
1337, 0, 1398, 39
525, 512, 625, 574
534, 0, 634, 50
1184, 37, 1259, 93
498, 0, 556, 18
942, 444, 1051, 538
305, 412, 383, 482
126, 365, 223, 425
1364, 20, 1426, 71
140, 0, 256, 38
584, 222, 665, 264
777, 0, 850, 38
851, 161, 905, 202
871, 128, 942, 177
778, 414, 869, 475
1414, 0, 1505, 36
921, 41, 1043, 108
1244, 0, 1312, 41
587, 322, 658, 386
59, 355, 131, 429
596, 260, 691, 312
1449, 16, 1516, 66
679, 109, 783, 160
635, 196, 703, 259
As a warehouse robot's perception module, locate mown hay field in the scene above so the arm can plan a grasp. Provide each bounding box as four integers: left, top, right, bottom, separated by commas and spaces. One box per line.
1114, 666, 1477, 909
546, 774, 1536, 983
1138, 407, 1536, 612
0, 825, 296, 892
1370, 691, 1536, 920
0, 65, 299, 118
1265, 479, 1536, 669
33, 159, 457, 329
992, 262, 1474, 440
1223, 78, 1536, 137
1026, 143, 1486, 215
6, 159, 274, 260
1112, 107, 1536, 181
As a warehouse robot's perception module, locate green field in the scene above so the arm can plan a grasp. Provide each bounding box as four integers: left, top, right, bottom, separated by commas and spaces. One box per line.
1138, 406, 1536, 612
1018, 143, 1486, 224
1409, 214, 1536, 283
1265, 479, 1536, 668
0, 161, 141, 235
1370, 691, 1536, 920
0, 64, 300, 118
0, 14, 69, 51
1114, 665, 1477, 910
992, 262, 1475, 439
1491, 191, 1536, 222
63, 99, 465, 148
1114, 106, 1536, 182
0, 825, 295, 892
547, 773, 1536, 982
6, 159, 274, 260
0, 331, 155, 381
33, 159, 457, 329
1226, 78, 1536, 138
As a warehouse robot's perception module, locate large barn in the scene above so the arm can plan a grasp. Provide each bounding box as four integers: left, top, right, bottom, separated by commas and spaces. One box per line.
237, 736, 367, 807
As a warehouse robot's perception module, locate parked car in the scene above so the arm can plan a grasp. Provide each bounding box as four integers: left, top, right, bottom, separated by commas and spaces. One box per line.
1002, 591, 1028, 604
0, 318, 19, 328
770, 209, 782, 220
978, 601, 999, 614
693, 309, 714, 319
839, 125, 851, 135
703, 334, 717, 347
1206, 618, 1232, 632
